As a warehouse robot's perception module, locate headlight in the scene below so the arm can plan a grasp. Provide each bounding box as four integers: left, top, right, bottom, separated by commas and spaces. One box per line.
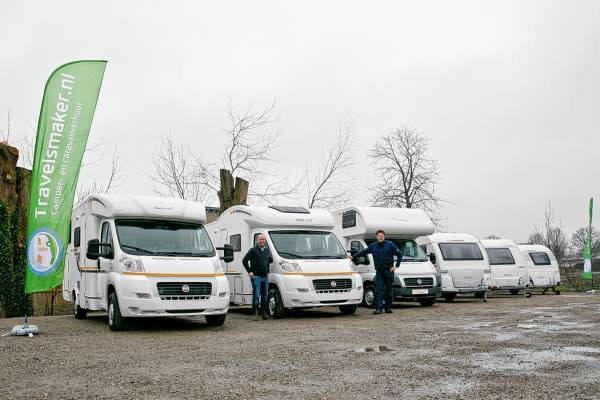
213, 260, 225, 273
279, 259, 301, 272
119, 255, 145, 272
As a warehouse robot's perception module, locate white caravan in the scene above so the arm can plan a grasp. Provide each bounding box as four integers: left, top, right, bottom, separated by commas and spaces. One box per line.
333, 207, 439, 307
416, 233, 490, 302
481, 239, 528, 294
63, 195, 232, 331
207, 205, 363, 318
517, 244, 561, 294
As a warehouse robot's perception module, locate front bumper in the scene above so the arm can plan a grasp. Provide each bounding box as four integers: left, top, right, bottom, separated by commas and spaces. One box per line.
393, 286, 440, 299
278, 273, 363, 308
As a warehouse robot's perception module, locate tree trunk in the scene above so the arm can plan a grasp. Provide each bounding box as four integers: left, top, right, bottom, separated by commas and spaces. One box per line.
217, 169, 249, 213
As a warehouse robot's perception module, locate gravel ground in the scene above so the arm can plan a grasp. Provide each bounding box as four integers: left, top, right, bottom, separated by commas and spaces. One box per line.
1, 293, 600, 400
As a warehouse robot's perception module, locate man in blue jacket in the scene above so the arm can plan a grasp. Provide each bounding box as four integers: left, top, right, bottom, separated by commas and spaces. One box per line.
242, 234, 273, 320
350, 229, 403, 314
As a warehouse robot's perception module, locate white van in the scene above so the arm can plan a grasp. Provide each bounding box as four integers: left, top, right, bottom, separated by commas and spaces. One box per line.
416, 233, 490, 302
517, 244, 561, 294
207, 205, 363, 318
63, 195, 232, 331
333, 207, 439, 307
481, 239, 528, 295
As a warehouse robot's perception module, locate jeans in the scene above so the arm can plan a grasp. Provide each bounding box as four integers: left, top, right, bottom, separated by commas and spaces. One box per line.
375, 270, 394, 311
252, 275, 269, 312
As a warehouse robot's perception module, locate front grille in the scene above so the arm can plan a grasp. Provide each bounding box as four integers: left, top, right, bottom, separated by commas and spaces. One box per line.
313, 278, 352, 293
403, 277, 434, 287
157, 282, 212, 301
320, 300, 348, 304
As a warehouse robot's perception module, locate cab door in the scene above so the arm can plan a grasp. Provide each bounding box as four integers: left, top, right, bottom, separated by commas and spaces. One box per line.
97, 221, 115, 308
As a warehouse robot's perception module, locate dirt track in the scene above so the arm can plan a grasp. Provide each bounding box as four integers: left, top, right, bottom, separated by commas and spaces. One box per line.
1, 293, 600, 400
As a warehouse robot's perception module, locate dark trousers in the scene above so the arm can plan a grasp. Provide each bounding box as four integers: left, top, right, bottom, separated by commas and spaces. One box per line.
375, 270, 394, 311
252, 275, 269, 312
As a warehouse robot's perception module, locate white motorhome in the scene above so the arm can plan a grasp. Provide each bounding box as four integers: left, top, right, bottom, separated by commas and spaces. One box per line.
63, 195, 232, 331
517, 244, 561, 294
333, 207, 439, 307
481, 239, 528, 294
207, 205, 363, 318
416, 233, 490, 302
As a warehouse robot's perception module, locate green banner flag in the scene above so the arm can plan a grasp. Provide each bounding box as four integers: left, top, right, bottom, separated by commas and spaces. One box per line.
25, 60, 107, 293
583, 197, 594, 280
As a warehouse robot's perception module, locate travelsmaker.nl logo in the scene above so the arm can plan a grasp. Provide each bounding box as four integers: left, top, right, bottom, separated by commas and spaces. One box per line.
27, 228, 62, 276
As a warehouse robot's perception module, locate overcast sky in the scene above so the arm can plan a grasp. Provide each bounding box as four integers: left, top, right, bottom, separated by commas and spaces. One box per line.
1, 0, 599, 242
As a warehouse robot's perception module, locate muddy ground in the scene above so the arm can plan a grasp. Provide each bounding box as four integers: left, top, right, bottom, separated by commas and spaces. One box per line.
1, 293, 599, 400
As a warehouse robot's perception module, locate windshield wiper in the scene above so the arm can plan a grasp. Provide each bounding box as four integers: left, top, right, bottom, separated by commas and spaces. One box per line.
312, 255, 346, 259
120, 244, 155, 255
277, 251, 306, 259
155, 251, 213, 257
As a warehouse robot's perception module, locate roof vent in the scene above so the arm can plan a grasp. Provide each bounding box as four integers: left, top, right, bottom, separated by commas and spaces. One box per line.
268, 206, 310, 214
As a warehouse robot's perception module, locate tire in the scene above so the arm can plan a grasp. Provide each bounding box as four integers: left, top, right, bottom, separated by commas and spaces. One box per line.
362, 284, 375, 308
418, 297, 436, 307
443, 293, 456, 302
205, 314, 226, 327
73, 291, 87, 320
267, 287, 285, 319
554, 289, 561, 295
474, 291, 486, 299
107, 292, 127, 331
509, 289, 520, 295
339, 304, 358, 315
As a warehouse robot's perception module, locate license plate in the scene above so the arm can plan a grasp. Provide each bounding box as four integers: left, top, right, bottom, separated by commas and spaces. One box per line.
412, 289, 428, 295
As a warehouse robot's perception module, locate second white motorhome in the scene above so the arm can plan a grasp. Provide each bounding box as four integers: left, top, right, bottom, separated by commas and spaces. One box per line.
481, 239, 528, 295
63, 195, 232, 331
416, 233, 491, 302
333, 207, 439, 307
517, 244, 561, 294
207, 205, 363, 318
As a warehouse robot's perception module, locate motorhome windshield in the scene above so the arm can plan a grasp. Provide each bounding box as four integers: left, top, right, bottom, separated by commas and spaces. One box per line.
268, 230, 346, 259
115, 219, 216, 257
438, 243, 483, 261
365, 239, 428, 262
529, 251, 551, 266
486, 248, 515, 265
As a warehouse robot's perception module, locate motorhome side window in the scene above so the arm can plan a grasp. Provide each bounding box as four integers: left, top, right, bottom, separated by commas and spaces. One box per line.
438, 243, 483, 261
487, 248, 515, 265
73, 227, 81, 248
229, 234, 241, 252
342, 211, 356, 228
529, 252, 551, 266
100, 222, 113, 255
350, 241, 363, 252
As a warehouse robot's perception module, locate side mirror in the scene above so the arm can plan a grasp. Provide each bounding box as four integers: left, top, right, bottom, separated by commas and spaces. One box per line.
217, 244, 234, 263
429, 252, 437, 264
86, 239, 113, 260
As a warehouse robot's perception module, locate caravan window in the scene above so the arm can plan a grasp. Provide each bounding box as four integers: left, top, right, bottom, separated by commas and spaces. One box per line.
229, 234, 241, 252
73, 227, 81, 248
529, 252, 551, 266
268, 230, 346, 259
486, 248, 515, 265
342, 211, 357, 228
115, 220, 216, 257
438, 243, 483, 261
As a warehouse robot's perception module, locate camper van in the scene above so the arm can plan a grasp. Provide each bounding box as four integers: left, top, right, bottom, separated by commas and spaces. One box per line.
481, 239, 528, 294
333, 207, 439, 307
63, 195, 232, 331
207, 205, 363, 318
517, 244, 561, 294
416, 233, 490, 302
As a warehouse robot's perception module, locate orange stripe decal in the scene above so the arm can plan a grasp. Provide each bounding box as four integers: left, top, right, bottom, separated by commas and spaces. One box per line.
122, 272, 225, 277
283, 272, 356, 276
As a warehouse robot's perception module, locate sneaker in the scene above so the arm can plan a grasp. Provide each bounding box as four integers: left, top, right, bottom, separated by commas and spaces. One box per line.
385, 309, 393, 314
373, 309, 383, 315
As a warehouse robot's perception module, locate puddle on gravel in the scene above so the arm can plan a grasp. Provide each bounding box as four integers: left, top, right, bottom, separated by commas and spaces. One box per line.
470, 347, 599, 372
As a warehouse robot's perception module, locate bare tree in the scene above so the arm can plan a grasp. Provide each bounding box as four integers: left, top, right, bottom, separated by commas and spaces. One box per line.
0, 110, 11, 143
528, 203, 569, 263
369, 127, 447, 225
571, 226, 600, 258
75, 149, 127, 205
306, 120, 355, 208
484, 234, 501, 239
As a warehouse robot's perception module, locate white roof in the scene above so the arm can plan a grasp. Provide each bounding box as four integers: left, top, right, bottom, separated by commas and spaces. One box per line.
481, 238, 518, 248
84, 194, 207, 223
426, 232, 481, 243
517, 244, 553, 253
216, 205, 334, 229
335, 206, 434, 237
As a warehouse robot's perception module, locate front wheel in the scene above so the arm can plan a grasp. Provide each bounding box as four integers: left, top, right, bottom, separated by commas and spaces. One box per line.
418, 297, 436, 307
267, 287, 285, 319
206, 314, 226, 327
362, 284, 375, 308
509, 289, 520, 295
73, 291, 87, 320
107, 292, 127, 331
339, 304, 358, 315
443, 293, 456, 302
474, 291, 486, 299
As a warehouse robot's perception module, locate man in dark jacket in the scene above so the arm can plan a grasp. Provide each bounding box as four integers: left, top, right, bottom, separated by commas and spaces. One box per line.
242, 234, 273, 320
350, 229, 403, 314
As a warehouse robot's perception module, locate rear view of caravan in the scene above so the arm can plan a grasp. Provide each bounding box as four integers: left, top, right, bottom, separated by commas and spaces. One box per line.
481, 239, 528, 294
334, 207, 439, 307
207, 205, 363, 318
416, 233, 490, 302
517, 244, 561, 294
